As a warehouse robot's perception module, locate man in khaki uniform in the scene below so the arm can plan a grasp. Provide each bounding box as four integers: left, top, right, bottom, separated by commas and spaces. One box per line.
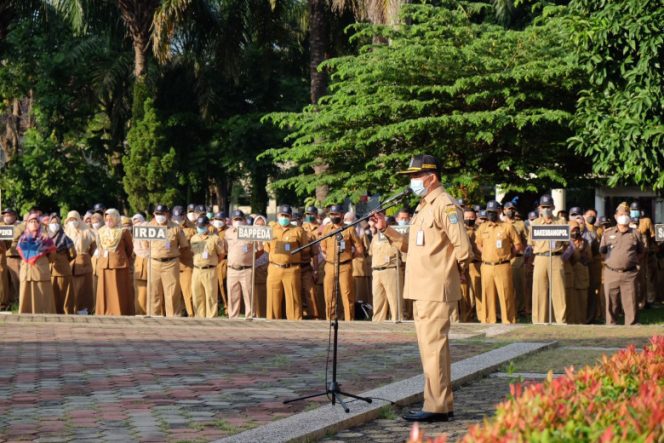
320, 205, 364, 321
212, 211, 229, 312
225, 210, 262, 319
373, 154, 472, 422
173, 206, 196, 317
368, 215, 402, 321
301, 206, 321, 319
395, 208, 413, 320
148, 205, 189, 317
461, 208, 481, 322
263, 205, 305, 320
1, 208, 22, 309
503, 201, 528, 316
528, 194, 568, 324
476, 201, 523, 324
190, 216, 225, 318
600, 202, 644, 325
132, 214, 149, 315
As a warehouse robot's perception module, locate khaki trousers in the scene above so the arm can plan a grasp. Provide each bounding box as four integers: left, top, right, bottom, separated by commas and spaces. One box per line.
72, 273, 94, 314
324, 262, 354, 321
192, 267, 218, 318
227, 267, 253, 319
372, 268, 401, 322
301, 266, 320, 319
460, 262, 480, 322
52, 275, 74, 314
254, 264, 267, 318
604, 269, 638, 325
6, 257, 20, 304
216, 260, 228, 310
150, 258, 182, 317
180, 265, 194, 317
413, 300, 454, 414
532, 255, 567, 324
511, 255, 526, 314
481, 263, 516, 324
267, 264, 302, 320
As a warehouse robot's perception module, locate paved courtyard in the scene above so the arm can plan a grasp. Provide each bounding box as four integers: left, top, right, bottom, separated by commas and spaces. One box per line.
0, 316, 495, 443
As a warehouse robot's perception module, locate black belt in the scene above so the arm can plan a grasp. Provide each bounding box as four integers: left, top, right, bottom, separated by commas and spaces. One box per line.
228, 265, 251, 270
269, 262, 300, 269
7, 255, 20, 259
605, 265, 637, 273
153, 257, 177, 262
194, 265, 216, 270
535, 252, 562, 257
472, 259, 482, 263
373, 266, 396, 271
515, 253, 524, 257
482, 259, 511, 266
326, 259, 352, 265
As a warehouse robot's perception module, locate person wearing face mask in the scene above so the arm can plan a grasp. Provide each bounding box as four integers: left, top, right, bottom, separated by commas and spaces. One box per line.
368, 211, 404, 322
524, 210, 538, 313
395, 208, 411, 227
503, 201, 528, 317
582, 208, 603, 322
223, 210, 264, 319
263, 205, 306, 320
460, 208, 481, 322
371, 154, 471, 422
148, 204, 189, 317
528, 194, 568, 324
252, 215, 269, 317
210, 211, 230, 314
131, 213, 150, 314
599, 202, 645, 325
63, 211, 96, 315
631, 202, 657, 308
300, 206, 322, 319
561, 219, 592, 324
89, 212, 104, 300
190, 216, 226, 318
173, 205, 196, 317
17, 212, 57, 313
1, 208, 22, 309
83, 211, 93, 229
345, 211, 371, 314
319, 205, 364, 321
46, 213, 76, 314
475, 201, 523, 324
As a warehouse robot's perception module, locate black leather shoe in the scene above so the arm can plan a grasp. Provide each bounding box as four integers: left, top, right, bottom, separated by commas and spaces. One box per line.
402, 410, 451, 422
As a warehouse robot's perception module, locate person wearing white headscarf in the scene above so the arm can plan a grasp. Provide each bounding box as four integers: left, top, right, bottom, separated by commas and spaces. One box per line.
252, 215, 268, 317
65, 210, 96, 314
95, 209, 134, 315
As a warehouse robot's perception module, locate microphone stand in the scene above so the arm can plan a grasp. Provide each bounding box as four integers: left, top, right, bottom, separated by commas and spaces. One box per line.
283, 188, 411, 412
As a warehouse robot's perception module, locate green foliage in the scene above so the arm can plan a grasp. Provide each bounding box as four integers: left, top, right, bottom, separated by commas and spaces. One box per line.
122, 98, 180, 212
567, 0, 664, 191
264, 2, 587, 204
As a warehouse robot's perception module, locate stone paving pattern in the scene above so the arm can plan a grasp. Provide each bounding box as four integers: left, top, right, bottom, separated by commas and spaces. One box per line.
0, 317, 494, 443
323, 374, 542, 443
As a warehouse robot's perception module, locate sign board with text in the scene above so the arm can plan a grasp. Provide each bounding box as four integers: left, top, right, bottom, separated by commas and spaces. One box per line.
531, 224, 570, 241
656, 224, 664, 242
133, 226, 168, 241
0, 226, 14, 241
237, 225, 272, 241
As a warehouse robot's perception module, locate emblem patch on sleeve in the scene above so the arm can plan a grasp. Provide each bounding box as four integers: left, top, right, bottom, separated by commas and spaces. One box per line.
446, 207, 458, 224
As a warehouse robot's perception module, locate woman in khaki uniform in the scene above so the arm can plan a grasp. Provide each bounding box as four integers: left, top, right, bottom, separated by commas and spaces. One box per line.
95, 209, 134, 315
253, 215, 269, 317
562, 220, 592, 324
65, 211, 96, 314
47, 214, 76, 314
17, 212, 57, 313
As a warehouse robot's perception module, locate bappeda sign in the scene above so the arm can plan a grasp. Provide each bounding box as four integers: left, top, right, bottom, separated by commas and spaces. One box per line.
237, 225, 272, 241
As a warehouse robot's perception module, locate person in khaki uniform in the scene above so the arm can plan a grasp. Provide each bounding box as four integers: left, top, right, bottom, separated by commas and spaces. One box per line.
346, 212, 372, 308
46, 214, 76, 314
523, 211, 538, 317
225, 210, 263, 319
0, 231, 8, 311
64, 211, 96, 314
190, 216, 226, 318
320, 205, 364, 321
368, 215, 402, 321
600, 202, 644, 325
582, 208, 603, 322
300, 206, 321, 319
1, 208, 22, 308
131, 214, 149, 315
264, 205, 306, 320
253, 215, 269, 317
17, 212, 57, 314
528, 194, 568, 324
211, 211, 230, 313
476, 201, 523, 324
173, 206, 196, 317
148, 204, 189, 317
503, 201, 528, 316
561, 219, 592, 324
461, 208, 481, 322
633, 203, 658, 305
95, 209, 134, 315
373, 154, 472, 422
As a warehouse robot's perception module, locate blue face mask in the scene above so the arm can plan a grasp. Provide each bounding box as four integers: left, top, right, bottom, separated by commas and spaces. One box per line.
397, 220, 408, 226
196, 227, 207, 234
409, 178, 427, 197
278, 217, 290, 227
630, 210, 640, 219
206, 212, 214, 219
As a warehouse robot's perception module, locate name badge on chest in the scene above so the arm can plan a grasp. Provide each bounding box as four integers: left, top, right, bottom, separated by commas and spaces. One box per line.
164, 240, 171, 250
285, 243, 291, 252
243, 244, 249, 254
496, 239, 503, 249
202, 250, 209, 260
416, 230, 424, 246
339, 240, 346, 252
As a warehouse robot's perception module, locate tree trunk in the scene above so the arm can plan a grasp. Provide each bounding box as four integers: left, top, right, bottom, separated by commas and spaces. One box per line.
133, 39, 147, 79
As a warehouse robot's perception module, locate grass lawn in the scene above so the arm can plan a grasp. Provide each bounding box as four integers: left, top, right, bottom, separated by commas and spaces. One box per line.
505, 348, 614, 374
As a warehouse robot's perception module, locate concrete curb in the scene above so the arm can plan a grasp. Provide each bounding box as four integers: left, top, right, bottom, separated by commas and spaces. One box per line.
215, 341, 557, 443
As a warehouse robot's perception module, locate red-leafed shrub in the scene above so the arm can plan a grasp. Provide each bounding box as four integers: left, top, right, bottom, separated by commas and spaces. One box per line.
408, 336, 664, 443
